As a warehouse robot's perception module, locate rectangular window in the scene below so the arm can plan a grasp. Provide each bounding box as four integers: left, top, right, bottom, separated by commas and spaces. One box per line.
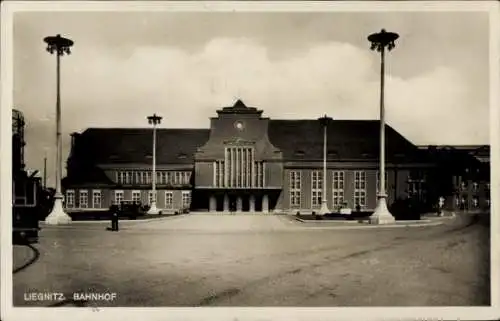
311, 170, 322, 207
165, 191, 174, 209
332, 171, 345, 208
114, 190, 124, 205
66, 190, 75, 208
79, 190, 88, 208
472, 182, 479, 192
124, 172, 131, 184
174, 172, 181, 185
132, 190, 141, 204
472, 196, 479, 208
92, 190, 101, 208
214, 161, 220, 187
117, 171, 124, 184
224, 147, 254, 188
146, 172, 152, 184
353, 171, 366, 207
289, 171, 301, 208
182, 191, 191, 208
183, 172, 191, 184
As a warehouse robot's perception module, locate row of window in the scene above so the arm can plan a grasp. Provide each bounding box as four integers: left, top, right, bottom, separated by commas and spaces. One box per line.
214, 147, 265, 188
116, 171, 191, 185
65, 190, 192, 209
455, 195, 490, 208
457, 181, 490, 192
289, 170, 414, 208
65, 190, 101, 209
113, 190, 191, 208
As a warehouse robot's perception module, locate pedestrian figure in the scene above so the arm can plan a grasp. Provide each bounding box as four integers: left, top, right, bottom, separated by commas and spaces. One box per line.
111, 207, 119, 231
355, 203, 361, 213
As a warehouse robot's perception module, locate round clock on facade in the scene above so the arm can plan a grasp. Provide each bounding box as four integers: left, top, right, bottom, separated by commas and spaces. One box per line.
234, 121, 244, 130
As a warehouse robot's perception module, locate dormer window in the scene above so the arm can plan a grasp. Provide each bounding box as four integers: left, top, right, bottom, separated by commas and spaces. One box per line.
294, 150, 305, 157
178, 153, 187, 159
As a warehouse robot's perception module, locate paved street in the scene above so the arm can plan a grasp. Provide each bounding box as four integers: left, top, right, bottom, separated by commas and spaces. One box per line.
13, 213, 490, 307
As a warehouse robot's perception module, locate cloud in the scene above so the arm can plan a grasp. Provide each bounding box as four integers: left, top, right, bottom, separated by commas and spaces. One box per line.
19, 37, 488, 187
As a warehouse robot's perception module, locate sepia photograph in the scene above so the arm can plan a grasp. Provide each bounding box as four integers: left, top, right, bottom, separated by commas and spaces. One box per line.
2, 1, 499, 320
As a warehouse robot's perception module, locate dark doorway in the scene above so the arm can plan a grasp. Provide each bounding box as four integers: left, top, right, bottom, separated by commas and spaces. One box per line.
215, 194, 224, 212
229, 195, 237, 212
242, 195, 250, 212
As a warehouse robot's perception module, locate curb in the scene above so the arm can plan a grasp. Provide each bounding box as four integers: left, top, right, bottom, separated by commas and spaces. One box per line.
289, 213, 455, 229
39, 214, 188, 226
290, 220, 444, 230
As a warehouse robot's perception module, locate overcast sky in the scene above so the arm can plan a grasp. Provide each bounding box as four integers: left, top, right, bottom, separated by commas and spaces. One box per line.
12, 8, 490, 187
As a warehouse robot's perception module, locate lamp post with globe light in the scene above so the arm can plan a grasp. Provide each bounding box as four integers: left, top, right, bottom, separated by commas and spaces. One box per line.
147, 113, 162, 214
367, 29, 399, 224
43, 34, 73, 225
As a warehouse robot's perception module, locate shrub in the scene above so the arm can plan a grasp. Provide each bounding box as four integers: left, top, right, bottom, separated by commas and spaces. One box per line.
390, 198, 422, 220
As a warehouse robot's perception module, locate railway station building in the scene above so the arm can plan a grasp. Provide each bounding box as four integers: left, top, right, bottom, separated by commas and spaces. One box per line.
62, 100, 490, 214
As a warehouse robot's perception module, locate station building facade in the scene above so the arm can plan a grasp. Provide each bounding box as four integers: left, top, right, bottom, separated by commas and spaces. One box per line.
62, 100, 490, 214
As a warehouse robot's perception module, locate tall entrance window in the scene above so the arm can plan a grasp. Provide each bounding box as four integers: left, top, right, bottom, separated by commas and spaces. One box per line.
216, 146, 265, 188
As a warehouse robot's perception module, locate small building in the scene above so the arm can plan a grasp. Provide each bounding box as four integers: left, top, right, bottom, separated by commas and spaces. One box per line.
62, 100, 488, 214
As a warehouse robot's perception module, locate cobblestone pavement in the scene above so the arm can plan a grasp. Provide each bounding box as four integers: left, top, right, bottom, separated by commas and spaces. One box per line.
13, 213, 490, 307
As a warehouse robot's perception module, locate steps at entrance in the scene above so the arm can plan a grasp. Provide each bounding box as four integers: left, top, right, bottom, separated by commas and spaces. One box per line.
189, 211, 276, 215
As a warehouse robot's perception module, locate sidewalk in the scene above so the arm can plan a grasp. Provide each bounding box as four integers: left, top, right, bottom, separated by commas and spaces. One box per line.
289, 211, 456, 229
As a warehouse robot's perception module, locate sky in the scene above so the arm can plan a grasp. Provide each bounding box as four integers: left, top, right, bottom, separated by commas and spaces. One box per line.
11, 8, 491, 187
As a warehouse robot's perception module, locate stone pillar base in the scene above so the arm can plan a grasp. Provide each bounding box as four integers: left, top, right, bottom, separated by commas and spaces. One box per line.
223, 194, 229, 213
249, 195, 255, 212
209, 195, 217, 212
262, 195, 269, 213
148, 201, 160, 215
236, 196, 243, 212
45, 197, 72, 225
369, 197, 395, 225
318, 201, 330, 215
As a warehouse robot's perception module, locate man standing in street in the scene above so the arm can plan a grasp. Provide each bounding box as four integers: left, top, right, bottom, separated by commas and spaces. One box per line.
111, 206, 119, 231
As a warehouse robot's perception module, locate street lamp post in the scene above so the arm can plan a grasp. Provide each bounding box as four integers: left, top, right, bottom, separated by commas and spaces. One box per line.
147, 113, 162, 215
318, 115, 332, 215
367, 29, 398, 225
44, 34, 73, 225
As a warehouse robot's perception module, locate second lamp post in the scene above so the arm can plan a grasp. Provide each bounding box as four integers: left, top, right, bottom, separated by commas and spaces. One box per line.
367, 28, 399, 224
147, 113, 162, 215
318, 114, 332, 215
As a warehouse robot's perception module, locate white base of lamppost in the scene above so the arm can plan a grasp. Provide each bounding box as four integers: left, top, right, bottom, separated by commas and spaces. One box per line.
147, 201, 160, 215
318, 201, 330, 215
369, 195, 395, 225
45, 196, 72, 225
